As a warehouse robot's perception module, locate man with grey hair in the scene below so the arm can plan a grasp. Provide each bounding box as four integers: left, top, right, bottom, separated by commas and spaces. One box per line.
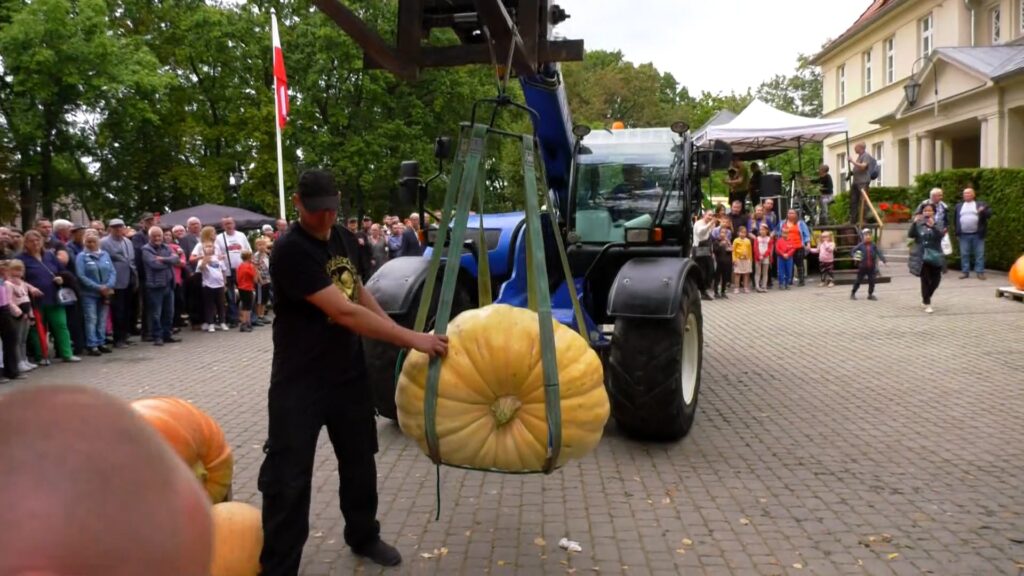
914, 188, 949, 228
101, 219, 136, 347
140, 225, 183, 346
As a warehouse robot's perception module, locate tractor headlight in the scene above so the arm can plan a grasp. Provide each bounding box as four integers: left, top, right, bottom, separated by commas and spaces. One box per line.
625, 228, 651, 243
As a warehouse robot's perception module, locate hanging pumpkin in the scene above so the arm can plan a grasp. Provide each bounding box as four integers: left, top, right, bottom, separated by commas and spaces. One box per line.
209, 501, 263, 576
131, 397, 233, 503
396, 304, 609, 472
1010, 255, 1024, 290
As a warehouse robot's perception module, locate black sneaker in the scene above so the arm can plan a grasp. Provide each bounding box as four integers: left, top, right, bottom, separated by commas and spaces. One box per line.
867, 294, 877, 301
850, 293, 857, 300
352, 539, 402, 566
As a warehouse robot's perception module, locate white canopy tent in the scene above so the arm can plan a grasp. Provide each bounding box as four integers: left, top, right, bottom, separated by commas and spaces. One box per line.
693, 98, 849, 157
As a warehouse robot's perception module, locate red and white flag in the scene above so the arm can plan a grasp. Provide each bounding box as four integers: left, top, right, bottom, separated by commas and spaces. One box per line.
271, 11, 289, 129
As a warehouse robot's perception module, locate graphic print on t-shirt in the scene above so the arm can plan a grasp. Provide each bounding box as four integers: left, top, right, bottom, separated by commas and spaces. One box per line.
326, 255, 360, 303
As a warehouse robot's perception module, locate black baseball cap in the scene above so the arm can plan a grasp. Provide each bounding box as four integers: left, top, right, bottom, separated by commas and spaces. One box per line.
297, 169, 340, 212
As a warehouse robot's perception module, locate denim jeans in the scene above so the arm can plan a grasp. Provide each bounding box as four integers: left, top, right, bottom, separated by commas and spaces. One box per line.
146, 285, 174, 342
81, 294, 109, 348
958, 233, 985, 273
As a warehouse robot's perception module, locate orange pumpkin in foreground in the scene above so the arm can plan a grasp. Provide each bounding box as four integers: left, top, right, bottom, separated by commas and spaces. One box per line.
1009, 255, 1024, 290
131, 397, 233, 503
210, 501, 263, 576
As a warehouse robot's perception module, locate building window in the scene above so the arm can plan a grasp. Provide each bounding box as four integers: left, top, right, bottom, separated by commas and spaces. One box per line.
885, 37, 895, 85
863, 50, 873, 94
921, 13, 933, 56
838, 152, 848, 194
1020, 0, 1024, 34
872, 142, 884, 184
991, 6, 1001, 43
837, 64, 846, 106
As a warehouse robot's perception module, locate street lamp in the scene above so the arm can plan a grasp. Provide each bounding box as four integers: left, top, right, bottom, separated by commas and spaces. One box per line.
227, 163, 244, 205
904, 55, 934, 109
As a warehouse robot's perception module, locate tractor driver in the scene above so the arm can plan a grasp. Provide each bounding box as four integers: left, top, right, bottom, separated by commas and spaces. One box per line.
609, 164, 656, 197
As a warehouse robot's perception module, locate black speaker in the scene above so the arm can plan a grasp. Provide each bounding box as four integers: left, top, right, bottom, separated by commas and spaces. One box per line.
761, 173, 782, 199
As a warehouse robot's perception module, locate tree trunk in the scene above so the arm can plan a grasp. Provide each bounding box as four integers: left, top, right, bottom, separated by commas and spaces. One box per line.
18, 172, 35, 232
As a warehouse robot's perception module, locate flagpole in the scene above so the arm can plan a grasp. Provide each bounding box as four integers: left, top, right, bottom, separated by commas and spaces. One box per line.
272, 9, 286, 221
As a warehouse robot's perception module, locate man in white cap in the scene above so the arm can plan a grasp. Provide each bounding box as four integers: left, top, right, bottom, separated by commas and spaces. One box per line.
100, 218, 137, 347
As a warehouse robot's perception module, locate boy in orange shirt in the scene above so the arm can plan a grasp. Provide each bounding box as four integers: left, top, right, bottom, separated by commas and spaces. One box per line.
236, 250, 257, 332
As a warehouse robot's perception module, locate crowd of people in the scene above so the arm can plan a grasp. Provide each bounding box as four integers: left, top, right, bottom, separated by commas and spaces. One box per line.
690, 180, 995, 315
0, 209, 431, 383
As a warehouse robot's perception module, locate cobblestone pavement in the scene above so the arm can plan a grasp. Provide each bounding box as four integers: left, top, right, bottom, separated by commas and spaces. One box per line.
8, 266, 1024, 575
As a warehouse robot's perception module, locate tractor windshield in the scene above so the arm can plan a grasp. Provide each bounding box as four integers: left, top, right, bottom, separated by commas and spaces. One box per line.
572, 128, 685, 244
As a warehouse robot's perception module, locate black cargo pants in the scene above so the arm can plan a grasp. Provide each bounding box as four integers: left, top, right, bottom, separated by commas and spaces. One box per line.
258, 372, 380, 576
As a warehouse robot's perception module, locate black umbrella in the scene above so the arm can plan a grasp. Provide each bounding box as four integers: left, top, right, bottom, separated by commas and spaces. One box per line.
157, 203, 276, 231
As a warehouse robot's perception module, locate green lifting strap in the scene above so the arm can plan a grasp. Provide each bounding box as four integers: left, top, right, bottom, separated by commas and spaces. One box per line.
520, 134, 563, 474
422, 123, 490, 466
543, 197, 588, 343
475, 163, 492, 307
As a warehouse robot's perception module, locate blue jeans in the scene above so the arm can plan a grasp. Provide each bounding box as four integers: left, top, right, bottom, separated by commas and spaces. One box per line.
959, 233, 985, 273
777, 256, 794, 286
81, 294, 109, 348
146, 285, 174, 342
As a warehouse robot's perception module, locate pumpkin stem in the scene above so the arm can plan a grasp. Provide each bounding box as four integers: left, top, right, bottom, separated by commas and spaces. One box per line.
490, 396, 523, 427
192, 460, 209, 483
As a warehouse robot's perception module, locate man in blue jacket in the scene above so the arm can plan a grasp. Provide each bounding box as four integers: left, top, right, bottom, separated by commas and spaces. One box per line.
141, 226, 184, 346
954, 187, 993, 280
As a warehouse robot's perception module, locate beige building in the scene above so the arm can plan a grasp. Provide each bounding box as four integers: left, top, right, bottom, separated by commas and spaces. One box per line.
812, 0, 1024, 192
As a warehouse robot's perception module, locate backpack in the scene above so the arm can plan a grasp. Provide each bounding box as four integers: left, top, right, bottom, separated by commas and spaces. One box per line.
868, 156, 880, 181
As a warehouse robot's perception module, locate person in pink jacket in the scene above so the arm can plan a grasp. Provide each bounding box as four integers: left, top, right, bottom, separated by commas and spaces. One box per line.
809, 231, 837, 287
751, 223, 775, 292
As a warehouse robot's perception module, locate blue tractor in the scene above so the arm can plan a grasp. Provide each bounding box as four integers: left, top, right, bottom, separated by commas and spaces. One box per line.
362, 61, 719, 441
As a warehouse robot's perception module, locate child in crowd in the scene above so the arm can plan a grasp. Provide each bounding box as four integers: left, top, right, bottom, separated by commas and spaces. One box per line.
809, 231, 837, 287
198, 242, 228, 332
850, 229, 887, 301
775, 232, 797, 289
752, 223, 774, 293
0, 261, 22, 381
252, 237, 272, 325
236, 250, 256, 333
711, 218, 733, 298
731, 225, 752, 294
4, 260, 37, 373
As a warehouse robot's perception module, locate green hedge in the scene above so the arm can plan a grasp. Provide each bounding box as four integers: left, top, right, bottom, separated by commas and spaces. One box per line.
825, 169, 1024, 271
828, 186, 917, 224
915, 169, 1024, 272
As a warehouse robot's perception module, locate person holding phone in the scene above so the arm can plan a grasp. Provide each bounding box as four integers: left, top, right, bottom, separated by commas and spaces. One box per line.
908, 204, 947, 314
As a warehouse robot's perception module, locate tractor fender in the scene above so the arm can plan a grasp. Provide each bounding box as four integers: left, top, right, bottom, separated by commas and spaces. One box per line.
363, 256, 436, 316
606, 257, 699, 320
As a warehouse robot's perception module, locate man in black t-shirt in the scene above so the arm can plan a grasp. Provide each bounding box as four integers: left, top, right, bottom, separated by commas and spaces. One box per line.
258, 169, 448, 574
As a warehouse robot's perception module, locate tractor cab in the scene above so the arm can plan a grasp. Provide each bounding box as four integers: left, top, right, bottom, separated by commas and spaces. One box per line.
570, 127, 686, 246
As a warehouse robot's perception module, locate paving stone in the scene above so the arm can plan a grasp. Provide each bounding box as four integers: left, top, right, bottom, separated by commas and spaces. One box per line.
8, 267, 1023, 574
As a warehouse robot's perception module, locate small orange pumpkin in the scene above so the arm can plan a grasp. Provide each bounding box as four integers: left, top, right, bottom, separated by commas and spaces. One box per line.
131, 397, 233, 503
210, 501, 263, 576
1010, 255, 1024, 290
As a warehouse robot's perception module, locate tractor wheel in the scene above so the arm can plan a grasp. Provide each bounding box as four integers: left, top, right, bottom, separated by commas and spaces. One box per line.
606, 278, 703, 441
363, 274, 473, 421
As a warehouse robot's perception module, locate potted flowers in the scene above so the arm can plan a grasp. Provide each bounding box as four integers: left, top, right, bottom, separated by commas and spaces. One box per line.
878, 202, 911, 223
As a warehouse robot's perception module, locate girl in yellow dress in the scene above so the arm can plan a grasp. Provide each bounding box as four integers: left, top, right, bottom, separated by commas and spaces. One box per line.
732, 226, 753, 294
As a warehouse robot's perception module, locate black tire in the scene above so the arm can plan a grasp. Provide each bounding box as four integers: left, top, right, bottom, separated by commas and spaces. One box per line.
363, 272, 473, 420
606, 278, 704, 441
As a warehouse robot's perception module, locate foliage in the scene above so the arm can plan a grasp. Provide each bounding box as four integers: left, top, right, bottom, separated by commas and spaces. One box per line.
0, 4, 833, 228
915, 169, 1024, 271
824, 170, 1023, 271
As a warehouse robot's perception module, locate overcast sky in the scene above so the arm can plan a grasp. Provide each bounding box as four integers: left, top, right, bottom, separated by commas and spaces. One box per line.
551, 0, 870, 95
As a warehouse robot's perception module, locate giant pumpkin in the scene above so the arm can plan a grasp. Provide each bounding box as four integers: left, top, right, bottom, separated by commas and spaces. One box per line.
396, 304, 609, 472
1010, 255, 1024, 290
131, 397, 233, 503
209, 501, 263, 576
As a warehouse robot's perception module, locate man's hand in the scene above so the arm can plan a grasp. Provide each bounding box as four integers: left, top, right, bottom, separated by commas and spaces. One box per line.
410, 333, 449, 358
